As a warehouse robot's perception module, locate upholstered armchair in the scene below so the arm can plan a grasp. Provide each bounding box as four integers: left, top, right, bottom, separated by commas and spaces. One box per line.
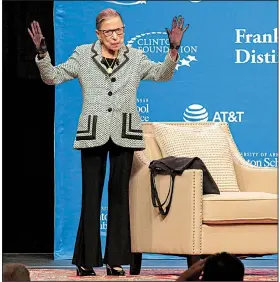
128, 122, 277, 274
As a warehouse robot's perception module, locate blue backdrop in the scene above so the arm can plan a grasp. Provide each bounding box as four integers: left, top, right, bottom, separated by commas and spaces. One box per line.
53, 1, 278, 260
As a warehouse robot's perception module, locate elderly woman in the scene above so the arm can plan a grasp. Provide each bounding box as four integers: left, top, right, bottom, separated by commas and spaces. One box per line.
28, 8, 189, 276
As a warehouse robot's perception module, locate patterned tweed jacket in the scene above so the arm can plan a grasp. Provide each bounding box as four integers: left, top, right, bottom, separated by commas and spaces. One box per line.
35, 40, 178, 150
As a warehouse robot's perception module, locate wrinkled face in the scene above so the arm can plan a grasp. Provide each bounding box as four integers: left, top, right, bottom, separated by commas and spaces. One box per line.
96, 16, 125, 52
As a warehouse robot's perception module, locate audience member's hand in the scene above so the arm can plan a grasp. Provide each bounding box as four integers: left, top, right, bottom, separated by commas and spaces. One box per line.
176, 259, 205, 281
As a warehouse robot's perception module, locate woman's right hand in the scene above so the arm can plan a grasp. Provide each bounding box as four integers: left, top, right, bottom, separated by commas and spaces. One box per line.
28, 21, 47, 54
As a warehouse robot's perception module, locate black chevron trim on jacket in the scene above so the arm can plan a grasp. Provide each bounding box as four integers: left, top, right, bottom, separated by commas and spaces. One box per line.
76, 115, 97, 140
122, 113, 143, 140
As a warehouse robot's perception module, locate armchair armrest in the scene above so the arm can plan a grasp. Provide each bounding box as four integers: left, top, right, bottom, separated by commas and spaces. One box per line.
129, 151, 204, 255
232, 152, 277, 194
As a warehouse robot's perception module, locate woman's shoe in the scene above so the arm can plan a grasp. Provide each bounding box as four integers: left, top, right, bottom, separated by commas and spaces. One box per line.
106, 264, 125, 276
76, 266, 96, 276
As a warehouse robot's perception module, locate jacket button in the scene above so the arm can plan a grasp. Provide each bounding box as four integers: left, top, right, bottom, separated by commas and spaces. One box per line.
108, 91, 112, 96
108, 108, 112, 112
111, 77, 116, 82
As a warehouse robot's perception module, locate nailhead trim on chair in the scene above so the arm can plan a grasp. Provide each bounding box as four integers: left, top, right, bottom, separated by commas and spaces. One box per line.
192, 171, 196, 254
191, 170, 203, 255
199, 171, 203, 254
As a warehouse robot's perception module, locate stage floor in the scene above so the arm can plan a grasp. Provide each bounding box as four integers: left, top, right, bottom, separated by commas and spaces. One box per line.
3, 254, 278, 269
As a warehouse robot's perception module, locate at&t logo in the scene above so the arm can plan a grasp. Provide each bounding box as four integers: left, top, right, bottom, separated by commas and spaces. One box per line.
183, 104, 208, 122
106, 1, 146, 5
127, 32, 198, 70
183, 104, 244, 123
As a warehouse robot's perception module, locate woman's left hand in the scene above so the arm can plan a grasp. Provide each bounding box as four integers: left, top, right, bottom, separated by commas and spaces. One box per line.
165, 16, 189, 50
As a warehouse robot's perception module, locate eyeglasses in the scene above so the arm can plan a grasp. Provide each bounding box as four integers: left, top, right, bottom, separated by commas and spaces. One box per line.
99, 26, 125, 37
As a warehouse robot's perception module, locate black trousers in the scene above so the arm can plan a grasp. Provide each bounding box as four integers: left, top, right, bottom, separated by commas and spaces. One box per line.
72, 139, 134, 267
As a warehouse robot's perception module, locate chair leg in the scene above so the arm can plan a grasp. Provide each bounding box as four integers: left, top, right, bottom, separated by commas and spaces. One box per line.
130, 253, 142, 275
187, 255, 201, 267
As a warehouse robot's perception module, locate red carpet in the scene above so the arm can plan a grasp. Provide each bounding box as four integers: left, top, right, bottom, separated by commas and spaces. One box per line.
29, 268, 278, 281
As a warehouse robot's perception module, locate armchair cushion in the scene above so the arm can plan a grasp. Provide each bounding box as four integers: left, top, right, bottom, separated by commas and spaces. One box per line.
203, 192, 277, 224
152, 123, 239, 192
